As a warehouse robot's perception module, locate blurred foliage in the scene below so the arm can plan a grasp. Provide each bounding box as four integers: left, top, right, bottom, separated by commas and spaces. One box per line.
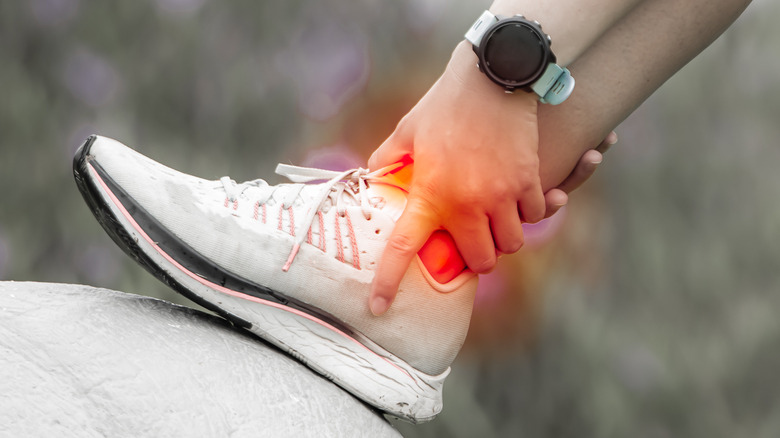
1, 1, 779, 437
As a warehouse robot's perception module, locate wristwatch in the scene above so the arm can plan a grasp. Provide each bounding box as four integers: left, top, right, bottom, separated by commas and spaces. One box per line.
465, 10, 574, 105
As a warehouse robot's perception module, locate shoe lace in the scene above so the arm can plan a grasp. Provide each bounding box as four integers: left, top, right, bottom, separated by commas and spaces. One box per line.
220, 162, 405, 271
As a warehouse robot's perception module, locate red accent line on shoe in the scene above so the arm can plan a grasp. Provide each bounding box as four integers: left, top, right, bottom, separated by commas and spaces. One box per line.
318, 211, 325, 252
253, 202, 260, 221
224, 197, 229, 208
307, 225, 313, 245
262, 204, 267, 224
282, 244, 299, 272
86, 162, 412, 380
233, 200, 239, 210
345, 212, 360, 270
288, 206, 295, 237
278, 205, 283, 231
335, 214, 344, 263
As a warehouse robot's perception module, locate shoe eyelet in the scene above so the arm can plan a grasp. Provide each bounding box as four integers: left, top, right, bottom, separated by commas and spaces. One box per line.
374, 229, 381, 235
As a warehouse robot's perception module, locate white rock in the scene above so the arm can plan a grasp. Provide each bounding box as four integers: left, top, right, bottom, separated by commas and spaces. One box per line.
0, 281, 401, 437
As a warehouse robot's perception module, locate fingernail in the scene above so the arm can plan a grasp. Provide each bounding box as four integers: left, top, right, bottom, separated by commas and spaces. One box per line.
370, 296, 390, 316
607, 132, 618, 145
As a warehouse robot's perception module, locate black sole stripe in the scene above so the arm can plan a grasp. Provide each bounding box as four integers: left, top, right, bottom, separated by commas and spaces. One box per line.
73, 136, 353, 335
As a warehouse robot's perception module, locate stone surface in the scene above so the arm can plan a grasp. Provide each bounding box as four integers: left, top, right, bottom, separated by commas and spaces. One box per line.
0, 281, 401, 437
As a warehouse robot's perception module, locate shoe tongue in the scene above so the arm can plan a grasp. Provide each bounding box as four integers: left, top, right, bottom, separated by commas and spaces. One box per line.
365, 162, 413, 222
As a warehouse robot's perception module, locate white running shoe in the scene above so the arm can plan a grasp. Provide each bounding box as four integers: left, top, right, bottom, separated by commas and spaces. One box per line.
73, 135, 478, 423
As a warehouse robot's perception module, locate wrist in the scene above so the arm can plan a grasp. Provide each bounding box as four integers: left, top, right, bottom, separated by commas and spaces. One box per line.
446, 40, 537, 102
437, 40, 539, 133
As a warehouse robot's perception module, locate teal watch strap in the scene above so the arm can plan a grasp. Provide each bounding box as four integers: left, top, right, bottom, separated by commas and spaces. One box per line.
530, 63, 575, 105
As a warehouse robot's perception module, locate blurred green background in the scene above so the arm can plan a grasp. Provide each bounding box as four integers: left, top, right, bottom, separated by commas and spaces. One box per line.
1, 0, 778, 436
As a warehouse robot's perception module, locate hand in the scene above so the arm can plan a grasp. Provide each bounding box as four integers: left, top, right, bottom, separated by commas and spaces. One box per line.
368, 108, 616, 316
367, 44, 546, 316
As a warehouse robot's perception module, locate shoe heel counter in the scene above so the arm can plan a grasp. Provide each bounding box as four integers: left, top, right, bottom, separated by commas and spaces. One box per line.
393, 260, 478, 375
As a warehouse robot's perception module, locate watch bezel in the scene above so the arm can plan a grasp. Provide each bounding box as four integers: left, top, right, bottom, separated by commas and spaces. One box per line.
474, 16, 555, 91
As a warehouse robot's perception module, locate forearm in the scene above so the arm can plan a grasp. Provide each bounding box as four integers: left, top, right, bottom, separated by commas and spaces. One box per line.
490, 0, 643, 65
536, 0, 752, 190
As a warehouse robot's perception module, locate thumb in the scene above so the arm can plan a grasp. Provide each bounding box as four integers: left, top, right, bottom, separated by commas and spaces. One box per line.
369, 196, 439, 316
543, 188, 568, 219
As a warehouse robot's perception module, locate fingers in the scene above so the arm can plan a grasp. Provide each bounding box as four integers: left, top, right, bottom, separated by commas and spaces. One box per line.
369, 197, 439, 316
517, 184, 546, 224
489, 202, 526, 254
555, 131, 617, 194
596, 131, 618, 154
450, 215, 498, 274
541, 132, 617, 218
543, 189, 569, 219
556, 149, 603, 194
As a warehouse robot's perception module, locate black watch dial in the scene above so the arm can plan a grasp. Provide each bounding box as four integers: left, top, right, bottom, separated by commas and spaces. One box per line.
481, 19, 551, 89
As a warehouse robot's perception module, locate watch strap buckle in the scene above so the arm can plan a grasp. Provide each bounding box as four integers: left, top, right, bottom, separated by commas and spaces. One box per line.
465, 10, 497, 47
531, 63, 575, 105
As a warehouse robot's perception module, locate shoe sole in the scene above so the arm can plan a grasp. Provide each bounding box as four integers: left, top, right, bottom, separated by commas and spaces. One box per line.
73, 136, 445, 423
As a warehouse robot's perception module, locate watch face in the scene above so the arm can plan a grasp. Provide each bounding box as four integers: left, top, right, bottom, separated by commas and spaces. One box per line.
483, 21, 547, 88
